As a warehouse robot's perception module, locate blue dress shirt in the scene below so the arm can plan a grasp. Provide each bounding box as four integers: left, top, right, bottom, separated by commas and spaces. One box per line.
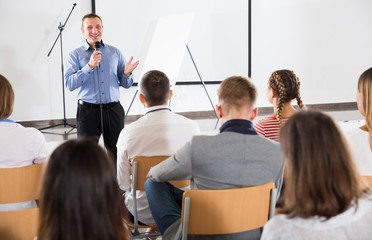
65, 41, 133, 104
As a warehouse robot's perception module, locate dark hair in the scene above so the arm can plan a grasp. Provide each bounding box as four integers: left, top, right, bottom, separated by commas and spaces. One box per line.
217, 76, 257, 109
38, 138, 128, 240
278, 110, 369, 219
269, 70, 304, 124
82, 13, 103, 27
140, 70, 170, 106
358, 67, 372, 150
0, 74, 14, 119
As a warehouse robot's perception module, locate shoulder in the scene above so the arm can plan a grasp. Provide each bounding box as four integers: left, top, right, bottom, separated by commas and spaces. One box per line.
171, 113, 200, 127
104, 44, 122, 54
346, 127, 368, 138
262, 215, 291, 239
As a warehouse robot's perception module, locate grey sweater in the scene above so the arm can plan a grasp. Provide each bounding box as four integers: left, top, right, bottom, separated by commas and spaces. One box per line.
147, 131, 284, 240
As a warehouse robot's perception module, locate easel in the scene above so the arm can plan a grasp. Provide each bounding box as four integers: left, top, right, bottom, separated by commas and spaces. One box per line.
125, 44, 219, 128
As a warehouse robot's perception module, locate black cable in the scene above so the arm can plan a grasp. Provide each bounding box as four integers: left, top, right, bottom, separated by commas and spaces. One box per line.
96, 66, 105, 145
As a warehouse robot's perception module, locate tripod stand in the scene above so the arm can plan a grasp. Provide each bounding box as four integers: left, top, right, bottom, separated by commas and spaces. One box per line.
39, 3, 77, 137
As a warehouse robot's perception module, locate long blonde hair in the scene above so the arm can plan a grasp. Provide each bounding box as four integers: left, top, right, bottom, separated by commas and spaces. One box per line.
358, 67, 372, 150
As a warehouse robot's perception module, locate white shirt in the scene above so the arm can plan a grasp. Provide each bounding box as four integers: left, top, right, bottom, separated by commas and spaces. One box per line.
261, 196, 372, 240
346, 127, 372, 175
0, 120, 48, 211
116, 105, 200, 225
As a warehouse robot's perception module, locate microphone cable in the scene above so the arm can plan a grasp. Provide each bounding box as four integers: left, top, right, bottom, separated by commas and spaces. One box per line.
94, 41, 105, 146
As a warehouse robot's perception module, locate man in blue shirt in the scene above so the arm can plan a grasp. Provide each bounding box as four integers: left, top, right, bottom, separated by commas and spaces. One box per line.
65, 13, 139, 164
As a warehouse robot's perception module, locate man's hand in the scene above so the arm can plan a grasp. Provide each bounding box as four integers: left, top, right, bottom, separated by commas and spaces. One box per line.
124, 56, 139, 76
88, 50, 102, 69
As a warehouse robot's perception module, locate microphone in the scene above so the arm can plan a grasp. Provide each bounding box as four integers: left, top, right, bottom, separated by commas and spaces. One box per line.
94, 41, 102, 51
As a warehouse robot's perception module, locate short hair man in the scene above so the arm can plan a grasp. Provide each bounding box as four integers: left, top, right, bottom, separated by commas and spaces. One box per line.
145, 76, 284, 240
65, 13, 139, 164
116, 70, 200, 225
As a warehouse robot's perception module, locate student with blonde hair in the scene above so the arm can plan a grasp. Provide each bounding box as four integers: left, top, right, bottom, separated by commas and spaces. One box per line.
38, 139, 129, 240
347, 67, 372, 175
254, 69, 305, 142
261, 110, 372, 240
0, 74, 47, 211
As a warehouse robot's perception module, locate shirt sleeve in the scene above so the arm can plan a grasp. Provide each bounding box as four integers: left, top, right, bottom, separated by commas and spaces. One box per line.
32, 129, 48, 164
117, 49, 133, 88
147, 141, 193, 182
254, 120, 265, 137
65, 50, 94, 91
117, 129, 131, 191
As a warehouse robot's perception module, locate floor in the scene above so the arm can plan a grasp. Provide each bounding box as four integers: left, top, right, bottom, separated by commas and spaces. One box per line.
41, 110, 364, 154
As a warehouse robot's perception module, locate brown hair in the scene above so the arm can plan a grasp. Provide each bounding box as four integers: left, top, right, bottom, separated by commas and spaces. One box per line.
269, 70, 304, 124
218, 76, 257, 110
0, 74, 14, 119
82, 13, 103, 27
140, 70, 170, 106
358, 67, 372, 150
38, 138, 128, 240
278, 110, 369, 219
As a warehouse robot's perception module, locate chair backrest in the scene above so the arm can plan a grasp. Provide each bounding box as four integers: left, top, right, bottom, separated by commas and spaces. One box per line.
0, 163, 45, 204
0, 208, 39, 240
363, 175, 372, 184
132, 156, 190, 191
181, 182, 276, 238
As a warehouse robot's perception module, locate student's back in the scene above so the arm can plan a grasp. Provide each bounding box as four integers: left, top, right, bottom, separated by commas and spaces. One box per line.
0, 74, 47, 212
262, 111, 372, 240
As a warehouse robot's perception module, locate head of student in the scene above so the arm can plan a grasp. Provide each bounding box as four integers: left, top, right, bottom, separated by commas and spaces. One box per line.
139, 70, 172, 107
0, 74, 14, 120
217, 76, 257, 124
267, 69, 304, 124
81, 13, 103, 47
38, 138, 128, 240
278, 110, 369, 219
357, 67, 372, 150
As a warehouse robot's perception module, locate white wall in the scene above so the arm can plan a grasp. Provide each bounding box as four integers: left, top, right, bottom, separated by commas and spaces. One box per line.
253, 0, 372, 107
1, 0, 371, 121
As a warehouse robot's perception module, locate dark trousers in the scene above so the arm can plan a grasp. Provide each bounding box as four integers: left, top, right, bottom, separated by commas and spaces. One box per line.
77, 100, 125, 167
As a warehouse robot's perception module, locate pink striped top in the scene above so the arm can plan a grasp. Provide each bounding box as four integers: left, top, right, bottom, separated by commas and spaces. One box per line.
254, 117, 289, 142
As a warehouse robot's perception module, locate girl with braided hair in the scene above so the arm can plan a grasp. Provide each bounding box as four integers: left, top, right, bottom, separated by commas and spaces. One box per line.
346, 67, 372, 175
254, 69, 305, 142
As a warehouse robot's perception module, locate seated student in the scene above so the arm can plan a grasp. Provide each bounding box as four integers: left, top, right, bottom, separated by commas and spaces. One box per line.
346, 67, 372, 175
116, 70, 200, 225
37, 138, 129, 240
0, 74, 47, 211
145, 76, 284, 240
254, 69, 305, 142
261, 110, 372, 240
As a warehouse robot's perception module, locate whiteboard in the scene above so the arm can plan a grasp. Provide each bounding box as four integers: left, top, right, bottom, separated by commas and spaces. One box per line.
138, 13, 194, 88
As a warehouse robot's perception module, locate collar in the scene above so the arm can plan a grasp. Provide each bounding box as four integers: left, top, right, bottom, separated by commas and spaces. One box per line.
84, 40, 105, 51
0, 119, 15, 123
145, 105, 171, 115
219, 119, 257, 135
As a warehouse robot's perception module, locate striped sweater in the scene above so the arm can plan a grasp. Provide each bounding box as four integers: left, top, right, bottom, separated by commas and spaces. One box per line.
254, 116, 289, 142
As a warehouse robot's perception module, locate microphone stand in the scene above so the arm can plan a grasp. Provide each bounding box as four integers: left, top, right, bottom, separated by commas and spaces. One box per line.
40, 3, 77, 138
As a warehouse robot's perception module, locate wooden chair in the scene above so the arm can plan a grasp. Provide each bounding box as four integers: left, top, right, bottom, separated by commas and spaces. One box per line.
180, 182, 277, 240
127, 156, 190, 239
0, 208, 39, 240
363, 175, 372, 184
0, 163, 45, 240
0, 163, 45, 204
